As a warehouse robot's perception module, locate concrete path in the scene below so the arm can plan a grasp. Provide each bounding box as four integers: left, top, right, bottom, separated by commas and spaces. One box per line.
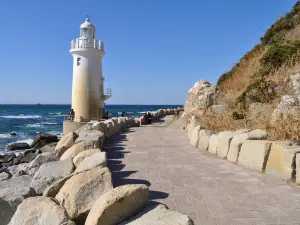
104, 119, 300, 225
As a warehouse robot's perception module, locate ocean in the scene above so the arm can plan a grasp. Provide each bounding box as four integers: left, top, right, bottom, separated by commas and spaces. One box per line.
0, 104, 182, 153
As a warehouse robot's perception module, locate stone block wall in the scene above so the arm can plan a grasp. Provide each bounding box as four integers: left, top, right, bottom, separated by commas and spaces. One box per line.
184, 120, 300, 184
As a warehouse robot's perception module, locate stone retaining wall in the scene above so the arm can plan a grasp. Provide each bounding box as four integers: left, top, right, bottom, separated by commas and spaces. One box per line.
1, 108, 192, 225
185, 117, 300, 184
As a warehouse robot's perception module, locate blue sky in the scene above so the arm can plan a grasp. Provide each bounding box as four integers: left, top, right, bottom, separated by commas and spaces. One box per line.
0, 0, 297, 104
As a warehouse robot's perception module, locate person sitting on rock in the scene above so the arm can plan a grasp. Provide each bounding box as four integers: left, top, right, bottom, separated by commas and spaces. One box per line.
144, 112, 149, 125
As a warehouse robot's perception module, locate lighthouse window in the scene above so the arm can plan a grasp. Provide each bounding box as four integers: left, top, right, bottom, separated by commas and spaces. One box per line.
77, 58, 81, 66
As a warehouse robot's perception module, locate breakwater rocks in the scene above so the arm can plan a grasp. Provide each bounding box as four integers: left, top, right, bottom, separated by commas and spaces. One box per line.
0, 108, 192, 225
185, 116, 300, 184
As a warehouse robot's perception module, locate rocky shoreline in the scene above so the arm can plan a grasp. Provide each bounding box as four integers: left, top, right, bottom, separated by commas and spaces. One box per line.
0, 108, 193, 225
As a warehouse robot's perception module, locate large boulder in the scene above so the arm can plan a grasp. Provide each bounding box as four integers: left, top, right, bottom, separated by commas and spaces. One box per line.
103, 120, 115, 138
40, 142, 57, 153
31, 133, 58, 149
291, 70, 300, 102
29, 152, 57, 169
248, 129, 268, 140
8, 197, 75, 225
85, 184, 149, 225
120, 203, 194, 225
75, 130, 105, 149
184, 80, 219, 117
43, 174, 73, 198
56, 167, 113, 222
0, 175, 36, 225
60, 140, 98, 160
75, 120, 103, 134
31, 159, 74, 195
0, 171, 11, 181
54, 132, 78, 157
75, 152, 107, 173
216, 131, 235, 159
73, 148, 100, 167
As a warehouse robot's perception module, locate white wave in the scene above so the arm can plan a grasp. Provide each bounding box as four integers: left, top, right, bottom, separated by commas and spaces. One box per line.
41, 122, 58, 125
26, 124, 45, 128
138, 112, 146, 114
126, 112, 134, 114
49, 112, 63, 115
0, 133, 13, 139
0, 115, 42, 119
16, 139, 34, 145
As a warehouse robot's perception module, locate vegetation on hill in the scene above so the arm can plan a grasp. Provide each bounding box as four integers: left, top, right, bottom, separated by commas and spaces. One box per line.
204, 1, 300, 143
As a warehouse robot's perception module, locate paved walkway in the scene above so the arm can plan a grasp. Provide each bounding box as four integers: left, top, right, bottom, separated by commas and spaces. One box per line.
104, 119, 300, 225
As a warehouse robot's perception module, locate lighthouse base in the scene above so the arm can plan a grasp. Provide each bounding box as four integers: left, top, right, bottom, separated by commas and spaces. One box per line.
63, 121, 87, 135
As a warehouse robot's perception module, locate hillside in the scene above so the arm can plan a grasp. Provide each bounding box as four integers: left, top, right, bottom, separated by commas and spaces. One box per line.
217, 0, 300, 108
194, 1, 300, 142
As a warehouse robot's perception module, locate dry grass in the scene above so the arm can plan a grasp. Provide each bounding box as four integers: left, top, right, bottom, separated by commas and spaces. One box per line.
267, 116, 300, 143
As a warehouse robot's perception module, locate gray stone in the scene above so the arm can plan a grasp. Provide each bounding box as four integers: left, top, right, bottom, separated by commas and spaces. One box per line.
266, 141, 300, 180
75, 152, 107, 173
238, 140, 272, 171
210, 104, 228, 115
31, 159, 74, 195
8, 163, 37, 177
29, 152, 57, 169
75, 130, 105, 148
54, 132, 78, 157
216, 131, 235, 159
73, 148, 100, 167
43, 174, 73, 198
60, 140, 98, 160
227, 132, 249, 163
85, 184, 149, 225
8, 196, 75, 225
248, 129, 268, 140
120, 203, 194, 225
56, 167, 113, 222
189, 125, 202, 147
271, 95, 300, 124
0, 175, 36, 225
208, 134, 218, 154
40, 142, 57, 153
0, 171, 11, 181
198, 129, 213, 151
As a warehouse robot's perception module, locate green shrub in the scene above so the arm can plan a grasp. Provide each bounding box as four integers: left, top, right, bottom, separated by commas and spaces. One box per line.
261, 1, 300, 44
260, 41, 300, 69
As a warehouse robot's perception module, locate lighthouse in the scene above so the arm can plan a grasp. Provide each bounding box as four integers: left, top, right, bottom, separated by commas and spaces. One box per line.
70, 17, 111, 122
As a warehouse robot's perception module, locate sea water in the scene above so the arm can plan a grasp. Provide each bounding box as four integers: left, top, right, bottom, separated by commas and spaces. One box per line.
0, 104, 182, 153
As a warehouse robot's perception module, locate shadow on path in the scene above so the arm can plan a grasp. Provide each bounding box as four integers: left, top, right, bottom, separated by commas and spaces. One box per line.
104, 127, 169, 201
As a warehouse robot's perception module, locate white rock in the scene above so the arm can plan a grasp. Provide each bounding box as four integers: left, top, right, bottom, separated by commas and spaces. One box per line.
85, 184, 149, 225
8, 196, 75, 225
75, 152, 107, 173
73, 148, 100, 167
31, 159, 74, 195
56, 167, 113, 222
248, 129, 268, 140
120, 203, 194, 225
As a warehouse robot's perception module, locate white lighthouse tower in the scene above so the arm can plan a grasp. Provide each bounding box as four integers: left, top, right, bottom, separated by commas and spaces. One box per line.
70, 17, 111, 122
